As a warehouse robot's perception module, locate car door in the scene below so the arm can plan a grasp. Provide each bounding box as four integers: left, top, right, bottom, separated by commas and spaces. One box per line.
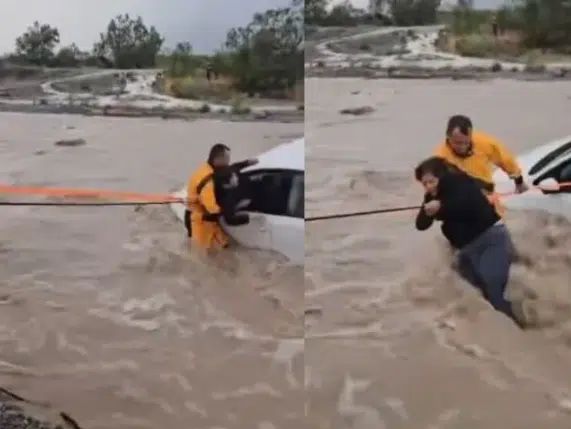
222, 212, 272, 251
266, 171, 304, 265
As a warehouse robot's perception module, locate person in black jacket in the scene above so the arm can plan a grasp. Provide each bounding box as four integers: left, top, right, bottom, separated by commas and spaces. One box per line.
414, 156, 519, 325
213, 159, 256, 225
183, 153, 256, 237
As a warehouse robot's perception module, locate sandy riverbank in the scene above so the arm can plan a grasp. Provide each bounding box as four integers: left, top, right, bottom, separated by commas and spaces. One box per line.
306, 25, 571, 81
0, 69, 303, 123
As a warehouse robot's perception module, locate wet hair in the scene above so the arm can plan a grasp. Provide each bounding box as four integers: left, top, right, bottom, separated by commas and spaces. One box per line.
446, 115, 472, 136
414, 156, 456, 181
208, 143, 230, 164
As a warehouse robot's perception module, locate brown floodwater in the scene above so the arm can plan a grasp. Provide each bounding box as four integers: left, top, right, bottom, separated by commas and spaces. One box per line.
305, 78, 571, 428
0, 112, 303, 429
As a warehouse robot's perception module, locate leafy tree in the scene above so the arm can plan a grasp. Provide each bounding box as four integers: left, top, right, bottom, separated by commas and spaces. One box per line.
326, 1, 359, 26
511, 0, 571, 49
372, 0, 385, 14
305, 0, 329, 24
224, 1, 303, 97
449, 2, 484, 34
15, 21, 60, 65
53, 43, 82, 67
209, 51, 233, 75
447, 0, 571, 52
388, 0, 441, 26
168, 42, 193, 77
93, 14, 164, 69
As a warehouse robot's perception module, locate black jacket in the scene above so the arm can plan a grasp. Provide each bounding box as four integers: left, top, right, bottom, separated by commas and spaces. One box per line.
415, 172, 500, 249
214, 160, 252, 213
184, 160, 252, 236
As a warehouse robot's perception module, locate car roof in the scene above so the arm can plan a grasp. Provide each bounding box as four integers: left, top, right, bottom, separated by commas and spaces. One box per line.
244, 138, 304, 172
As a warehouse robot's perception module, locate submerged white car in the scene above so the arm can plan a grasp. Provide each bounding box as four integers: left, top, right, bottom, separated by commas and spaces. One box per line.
493, 135, 571, 217
171, 138, 304, 264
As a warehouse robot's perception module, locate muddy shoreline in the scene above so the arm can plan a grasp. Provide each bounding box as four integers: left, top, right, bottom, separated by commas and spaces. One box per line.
305, 63, 571, 81
1, 68, 303, 123
305, 25, 571, 81
0, 102, 304, 123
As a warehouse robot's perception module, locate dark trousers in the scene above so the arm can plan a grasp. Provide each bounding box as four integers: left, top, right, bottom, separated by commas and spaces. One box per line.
456, 224, 519, 325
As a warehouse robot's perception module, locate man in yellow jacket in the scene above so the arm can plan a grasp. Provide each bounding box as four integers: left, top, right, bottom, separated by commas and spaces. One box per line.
186, 143, 231, 250
434, 115, 529, 215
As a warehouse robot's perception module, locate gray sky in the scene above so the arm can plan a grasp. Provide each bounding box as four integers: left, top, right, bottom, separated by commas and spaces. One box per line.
0, 0, 291, 55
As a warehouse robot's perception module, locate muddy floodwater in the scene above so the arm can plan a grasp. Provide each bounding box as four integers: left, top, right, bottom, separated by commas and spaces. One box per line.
0, 113, 303, 429
305, 78, 571, 428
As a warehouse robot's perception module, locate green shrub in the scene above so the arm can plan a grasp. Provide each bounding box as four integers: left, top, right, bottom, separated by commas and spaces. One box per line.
230, 94, 251, 114
454, 34, 500, 57
167, 76, 235, 101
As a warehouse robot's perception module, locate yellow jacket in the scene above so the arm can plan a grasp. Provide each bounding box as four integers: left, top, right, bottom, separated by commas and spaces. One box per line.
434, 131, 522, 190
187, 163, 219, 219
186, 162, 228, 249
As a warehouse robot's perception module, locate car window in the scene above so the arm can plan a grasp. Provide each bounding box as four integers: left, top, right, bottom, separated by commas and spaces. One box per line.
529, 141, 571, 176
535, 158, 571, 192
244, 170, 296, 217
559, 163, 571, 184
287, 173, 304, 219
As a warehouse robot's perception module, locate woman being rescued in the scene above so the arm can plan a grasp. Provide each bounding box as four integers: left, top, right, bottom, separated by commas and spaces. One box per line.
414, 156, 520, 326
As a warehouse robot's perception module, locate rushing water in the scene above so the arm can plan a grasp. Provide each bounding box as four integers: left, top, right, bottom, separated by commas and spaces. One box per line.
305, 78, 571, 428
0, 112, 303, 429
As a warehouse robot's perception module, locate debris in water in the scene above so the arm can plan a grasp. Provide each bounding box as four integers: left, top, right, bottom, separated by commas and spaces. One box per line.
339, 106, 375, 116
54, 138, 86, 147
557, 398, 571, 413
305, 306, 322, 317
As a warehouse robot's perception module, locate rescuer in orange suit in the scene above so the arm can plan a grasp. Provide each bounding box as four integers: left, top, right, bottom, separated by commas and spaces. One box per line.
185, 144, 257, 250
434, 115, 529, 217
186, 144, 232, 250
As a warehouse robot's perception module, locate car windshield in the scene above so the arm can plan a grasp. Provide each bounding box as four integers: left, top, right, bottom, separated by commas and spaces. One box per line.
529, 141, 571, 176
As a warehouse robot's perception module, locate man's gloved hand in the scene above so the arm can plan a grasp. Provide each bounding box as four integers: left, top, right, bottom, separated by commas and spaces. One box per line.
515, 182, 529, 194
514, 176, 529, 194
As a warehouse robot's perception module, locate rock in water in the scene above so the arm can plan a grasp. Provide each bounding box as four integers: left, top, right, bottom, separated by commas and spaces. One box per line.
339, 106, 375, 116
54, 138, 86, 147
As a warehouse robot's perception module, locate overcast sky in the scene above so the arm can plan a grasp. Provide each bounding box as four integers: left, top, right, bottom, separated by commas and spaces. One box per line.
0, 0, 291, 55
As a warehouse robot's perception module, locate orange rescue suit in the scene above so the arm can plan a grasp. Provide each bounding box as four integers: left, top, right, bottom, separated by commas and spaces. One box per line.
186, 162, 228, 249
434, 131, 521, 218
